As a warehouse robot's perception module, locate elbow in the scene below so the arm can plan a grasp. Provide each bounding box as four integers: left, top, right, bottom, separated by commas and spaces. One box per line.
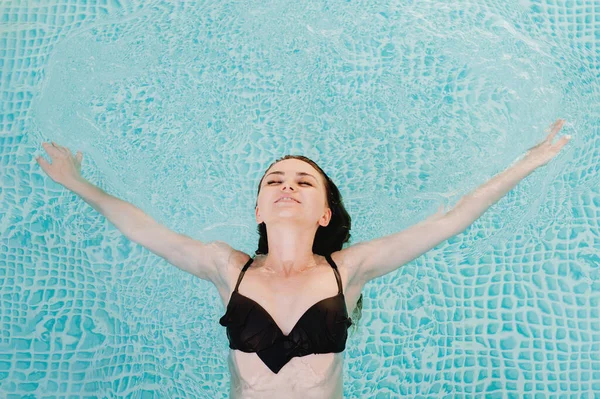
442, 212, 469, 236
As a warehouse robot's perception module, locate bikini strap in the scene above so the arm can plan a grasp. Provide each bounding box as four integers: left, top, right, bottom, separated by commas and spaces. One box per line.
233, 256, 254, 292
324, 253, 343, 295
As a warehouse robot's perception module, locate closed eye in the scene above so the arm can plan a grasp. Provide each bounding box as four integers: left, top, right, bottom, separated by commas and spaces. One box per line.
267, 180, 312, 186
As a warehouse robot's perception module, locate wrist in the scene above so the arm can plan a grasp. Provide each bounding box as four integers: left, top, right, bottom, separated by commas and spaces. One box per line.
520, 154, 543, 170
63, 176, 89, 191
512, 152, 541, 170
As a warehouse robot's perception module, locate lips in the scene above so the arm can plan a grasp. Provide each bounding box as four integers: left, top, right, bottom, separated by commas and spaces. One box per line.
275, 196, 300, 203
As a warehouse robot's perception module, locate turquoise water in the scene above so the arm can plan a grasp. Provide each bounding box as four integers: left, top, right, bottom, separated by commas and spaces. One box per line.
1, 0, 599, 397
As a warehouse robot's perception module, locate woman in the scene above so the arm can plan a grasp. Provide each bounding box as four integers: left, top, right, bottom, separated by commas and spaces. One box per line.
36, 119, 570, 398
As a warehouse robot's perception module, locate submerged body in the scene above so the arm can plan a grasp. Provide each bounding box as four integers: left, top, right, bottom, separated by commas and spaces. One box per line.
215, 249, 364, 399
36, 125, 569, 398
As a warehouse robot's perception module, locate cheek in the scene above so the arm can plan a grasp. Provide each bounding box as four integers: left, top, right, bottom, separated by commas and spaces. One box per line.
257, 191, 276, 208
308, 193, 326, 210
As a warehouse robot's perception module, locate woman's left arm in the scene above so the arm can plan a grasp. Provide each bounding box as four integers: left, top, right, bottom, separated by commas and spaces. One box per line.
345, 119, 571, 285
444, 119, 570, 233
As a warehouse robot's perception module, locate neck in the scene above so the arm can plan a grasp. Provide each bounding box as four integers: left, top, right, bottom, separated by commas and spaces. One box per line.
262, 222, 319, 276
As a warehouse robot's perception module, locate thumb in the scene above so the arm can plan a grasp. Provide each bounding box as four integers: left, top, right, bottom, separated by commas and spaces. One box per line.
76, 151, 83, 163
36, 155, 49, 171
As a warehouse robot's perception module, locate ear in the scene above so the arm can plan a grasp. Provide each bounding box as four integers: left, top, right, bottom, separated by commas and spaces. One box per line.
255, 206, 262, 224
319, 207, 332, 227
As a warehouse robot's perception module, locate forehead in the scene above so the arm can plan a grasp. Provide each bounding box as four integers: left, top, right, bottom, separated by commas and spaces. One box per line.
267, 159, 316, 173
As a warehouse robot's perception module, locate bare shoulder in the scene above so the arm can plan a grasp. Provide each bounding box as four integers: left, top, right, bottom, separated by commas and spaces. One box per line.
329, 243, 366, 289
211, 241, 253, 292
329, 245, 369, 314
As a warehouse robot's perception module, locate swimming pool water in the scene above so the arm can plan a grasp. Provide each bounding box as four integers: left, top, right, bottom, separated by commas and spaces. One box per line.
1, 0, 599, 397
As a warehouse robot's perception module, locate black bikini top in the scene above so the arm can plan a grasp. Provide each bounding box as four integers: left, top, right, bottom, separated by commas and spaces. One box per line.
219, 253, 353, 374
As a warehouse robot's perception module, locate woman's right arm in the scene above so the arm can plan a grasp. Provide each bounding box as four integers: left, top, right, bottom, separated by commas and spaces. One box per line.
66, 178, 232, 283
36, 141, 231, 284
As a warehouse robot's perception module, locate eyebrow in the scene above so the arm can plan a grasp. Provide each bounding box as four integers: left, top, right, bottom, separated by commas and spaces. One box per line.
265, 171, 318, 181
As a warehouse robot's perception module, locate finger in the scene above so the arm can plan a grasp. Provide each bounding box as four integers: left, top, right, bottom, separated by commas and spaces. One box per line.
52, 141, 68, 154
76, 151, 83, 163
546, 119, 565, 143
555, 134, 571, 150
42, 142, 62, 157
35, 155, 50, 171
548, 119, 564, 137
544, 119, 559, 132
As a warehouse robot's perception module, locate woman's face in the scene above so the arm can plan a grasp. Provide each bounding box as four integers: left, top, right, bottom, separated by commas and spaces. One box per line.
255, 159, 331, 228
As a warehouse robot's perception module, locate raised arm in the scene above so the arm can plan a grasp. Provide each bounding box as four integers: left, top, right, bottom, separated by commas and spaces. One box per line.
344, 119, 571, 286
66, 178, 232, 283
36, 142, 231, 284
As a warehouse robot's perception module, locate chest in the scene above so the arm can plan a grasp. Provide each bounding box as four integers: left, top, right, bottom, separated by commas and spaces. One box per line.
231, 268, 343, 336
218, 256, 356, 375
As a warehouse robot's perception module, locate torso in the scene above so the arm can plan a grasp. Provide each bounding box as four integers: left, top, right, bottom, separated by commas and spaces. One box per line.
214, 249, 364, 399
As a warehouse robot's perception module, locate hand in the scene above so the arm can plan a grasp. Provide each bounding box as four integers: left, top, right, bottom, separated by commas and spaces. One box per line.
524, 119, 571, 167
36, 141, 84, 186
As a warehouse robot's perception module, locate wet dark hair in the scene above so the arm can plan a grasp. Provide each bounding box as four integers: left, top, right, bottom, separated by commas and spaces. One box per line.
254, 155, 363, 333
